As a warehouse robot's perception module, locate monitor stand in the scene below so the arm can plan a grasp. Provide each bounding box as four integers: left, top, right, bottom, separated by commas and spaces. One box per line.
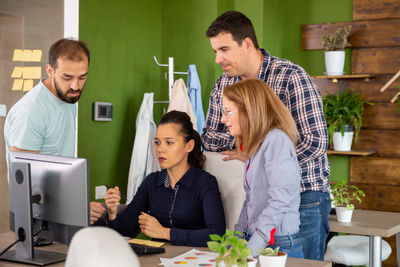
0, 162, 66, 266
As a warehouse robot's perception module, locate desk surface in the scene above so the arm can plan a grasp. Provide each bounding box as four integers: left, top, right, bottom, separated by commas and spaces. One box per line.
0, 232, 331, 267
329, 209, 400, 237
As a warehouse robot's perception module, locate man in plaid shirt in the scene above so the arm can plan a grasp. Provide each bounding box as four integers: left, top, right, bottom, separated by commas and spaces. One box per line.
202, 11, 331, 261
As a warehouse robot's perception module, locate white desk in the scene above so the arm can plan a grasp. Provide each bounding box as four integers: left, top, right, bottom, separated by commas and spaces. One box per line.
0, 231, 331, 267
329, 209, 400, 267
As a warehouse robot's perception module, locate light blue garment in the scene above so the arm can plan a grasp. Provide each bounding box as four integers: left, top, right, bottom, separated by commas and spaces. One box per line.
187, 65, 205, 134
4, 80, 76, 181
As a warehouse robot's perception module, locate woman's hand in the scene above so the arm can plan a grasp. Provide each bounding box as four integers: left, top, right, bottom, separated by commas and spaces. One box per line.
104, 186, 121, 221
138, 212, 170, 240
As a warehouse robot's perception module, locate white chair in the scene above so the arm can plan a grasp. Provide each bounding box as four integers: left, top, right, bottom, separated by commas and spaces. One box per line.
324, 235, 392, 266
203, 151, 246, 230
65, 227, 140, 267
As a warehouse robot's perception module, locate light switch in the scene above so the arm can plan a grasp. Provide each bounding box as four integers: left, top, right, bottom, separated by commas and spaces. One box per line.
93, 102, 113, 121
0, 104, 6, 117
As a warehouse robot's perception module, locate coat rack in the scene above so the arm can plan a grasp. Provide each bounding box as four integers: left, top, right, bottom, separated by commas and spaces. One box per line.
153, 56, 188, 103
380, 69, 400, 103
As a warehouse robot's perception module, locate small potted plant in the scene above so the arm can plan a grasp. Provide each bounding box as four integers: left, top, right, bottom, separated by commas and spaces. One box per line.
323, 89, 372, 151
331, 180, 365, 222
207, 229, 257, 267
258, 247, 287, 267
322, 25, 352, 75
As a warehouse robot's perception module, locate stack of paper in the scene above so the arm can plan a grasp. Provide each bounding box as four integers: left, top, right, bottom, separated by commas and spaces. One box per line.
159, 249, 218, 267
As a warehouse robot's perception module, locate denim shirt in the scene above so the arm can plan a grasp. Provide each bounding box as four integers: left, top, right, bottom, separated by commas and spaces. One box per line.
234, 129, 301, 253
109, 166, 226, 247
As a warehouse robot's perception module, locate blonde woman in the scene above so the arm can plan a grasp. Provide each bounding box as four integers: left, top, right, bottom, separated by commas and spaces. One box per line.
221, 79, 303, 258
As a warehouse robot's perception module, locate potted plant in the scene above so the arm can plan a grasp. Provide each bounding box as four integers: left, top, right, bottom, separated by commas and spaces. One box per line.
207, 229, 257, 267
331, 180, 365, 222
322, 25, 352, 75
258, 247, 287, 267
323, 89, 372, 151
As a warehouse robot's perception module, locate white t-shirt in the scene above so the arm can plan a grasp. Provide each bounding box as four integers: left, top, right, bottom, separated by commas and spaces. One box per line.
4, 80, 76, 181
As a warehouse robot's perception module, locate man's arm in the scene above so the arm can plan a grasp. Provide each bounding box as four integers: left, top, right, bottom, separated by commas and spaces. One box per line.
201, 81, 236, 152
10, 146, 39, 153
288, 71, 329, 164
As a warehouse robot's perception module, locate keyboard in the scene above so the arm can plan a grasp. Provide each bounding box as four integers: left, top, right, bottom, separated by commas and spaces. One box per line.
129, 243, 166, 256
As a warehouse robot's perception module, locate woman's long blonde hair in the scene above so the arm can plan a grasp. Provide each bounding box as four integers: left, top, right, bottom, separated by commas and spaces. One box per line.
223, 79, 299, 158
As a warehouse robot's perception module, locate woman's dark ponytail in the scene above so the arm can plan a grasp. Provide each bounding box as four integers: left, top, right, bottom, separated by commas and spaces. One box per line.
159, 110, 206, 169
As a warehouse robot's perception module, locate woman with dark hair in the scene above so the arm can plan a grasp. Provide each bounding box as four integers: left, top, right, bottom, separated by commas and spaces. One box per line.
105, 111, 225, 246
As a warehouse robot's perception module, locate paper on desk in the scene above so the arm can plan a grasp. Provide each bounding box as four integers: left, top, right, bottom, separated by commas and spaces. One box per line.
128, 238, 164, 247
159, 248, 218, 266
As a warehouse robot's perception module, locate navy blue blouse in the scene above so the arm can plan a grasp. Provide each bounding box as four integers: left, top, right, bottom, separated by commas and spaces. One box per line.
109, 165, 226, 246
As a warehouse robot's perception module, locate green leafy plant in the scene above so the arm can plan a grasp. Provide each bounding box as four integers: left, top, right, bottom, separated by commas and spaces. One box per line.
322, 25, 352, 51
258, 247, 280, 256
208, 229, 252, 267
331, 180, 365, 210
323, 89, 373, 144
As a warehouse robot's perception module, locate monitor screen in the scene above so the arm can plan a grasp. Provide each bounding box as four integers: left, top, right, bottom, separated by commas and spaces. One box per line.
8, 152, 90, 244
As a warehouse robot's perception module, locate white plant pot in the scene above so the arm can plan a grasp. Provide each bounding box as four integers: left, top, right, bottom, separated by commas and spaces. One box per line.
259, 252, 287, 267
325, 51, 345, 76
219, 258, 258, 267
333, 131, 354, 151
336, 206, 354, 222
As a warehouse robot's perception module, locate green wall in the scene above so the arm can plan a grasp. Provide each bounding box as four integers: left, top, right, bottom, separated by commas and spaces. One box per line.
79, 0, 353, 200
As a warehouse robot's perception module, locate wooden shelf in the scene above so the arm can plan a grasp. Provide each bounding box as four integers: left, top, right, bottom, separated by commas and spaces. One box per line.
313, 74, 377, 83
327, 149, 376, 156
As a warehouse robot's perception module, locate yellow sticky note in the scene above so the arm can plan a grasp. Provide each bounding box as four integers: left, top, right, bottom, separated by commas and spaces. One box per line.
11, 67, 24, 78
31, 50, 42, 62
145, 241, 165, 247
31, 67, 41, 79
23, 79, 34, 92
13, 49, 24, 61
22, 67, 33, 79
23, 49, 32, 61
12, 79, 23, 91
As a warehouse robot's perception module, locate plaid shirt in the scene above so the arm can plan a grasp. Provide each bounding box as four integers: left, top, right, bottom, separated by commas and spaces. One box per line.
201, 49, 330, 192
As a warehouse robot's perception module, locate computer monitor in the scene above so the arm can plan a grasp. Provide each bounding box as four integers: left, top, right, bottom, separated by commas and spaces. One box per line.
0, 152, 90, 265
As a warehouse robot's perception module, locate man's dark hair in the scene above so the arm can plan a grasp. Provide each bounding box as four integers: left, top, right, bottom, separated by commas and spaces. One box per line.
48, 38, 90, 69
206, 11, 259, 49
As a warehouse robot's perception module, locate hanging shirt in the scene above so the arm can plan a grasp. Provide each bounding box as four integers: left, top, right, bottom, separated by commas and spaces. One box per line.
187, 65, 205, 134
168, 78, 197, 131
126, 93, 160, 203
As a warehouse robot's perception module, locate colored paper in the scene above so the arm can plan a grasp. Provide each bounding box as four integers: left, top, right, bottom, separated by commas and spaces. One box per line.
23, 50, 32, 61
160, 249, 218, 267
23, 67, 41, 79
11, 67, 24, 78
31, 50, 42, 62
12, 49, 24, 61
128, 238, 164, 247
12, 79, 23, 91
23, 79, 34, 92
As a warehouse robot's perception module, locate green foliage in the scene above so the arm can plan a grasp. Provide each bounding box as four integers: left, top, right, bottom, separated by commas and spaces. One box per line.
323, 89, 373, 145
258, 247, 280, 256
322, 26, 352, 51
331, 180, 365, 210
208, 229, 252, 267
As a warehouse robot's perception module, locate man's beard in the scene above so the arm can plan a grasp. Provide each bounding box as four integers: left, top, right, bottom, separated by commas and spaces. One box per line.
54, 79, 83, 104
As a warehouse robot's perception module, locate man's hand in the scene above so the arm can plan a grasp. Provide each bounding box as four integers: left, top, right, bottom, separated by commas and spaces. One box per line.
138, 212, 170, 240
104, 186, 121, 221
221, 149, 246, 162
90, 201, 105, 225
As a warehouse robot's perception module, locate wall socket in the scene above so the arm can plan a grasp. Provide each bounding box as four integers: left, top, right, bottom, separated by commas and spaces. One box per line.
95, 185, 107, 200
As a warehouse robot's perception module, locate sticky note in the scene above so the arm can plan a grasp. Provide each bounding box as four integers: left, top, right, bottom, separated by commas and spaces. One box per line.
23, 50, 32, 61
12, 49, 24, 61
31, 67, 41, 79
31, 50, 42, 62
22, 67, 33, 79
11, 67, 24, 78
23, 79, 34, 92
12, 79, 23, 91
